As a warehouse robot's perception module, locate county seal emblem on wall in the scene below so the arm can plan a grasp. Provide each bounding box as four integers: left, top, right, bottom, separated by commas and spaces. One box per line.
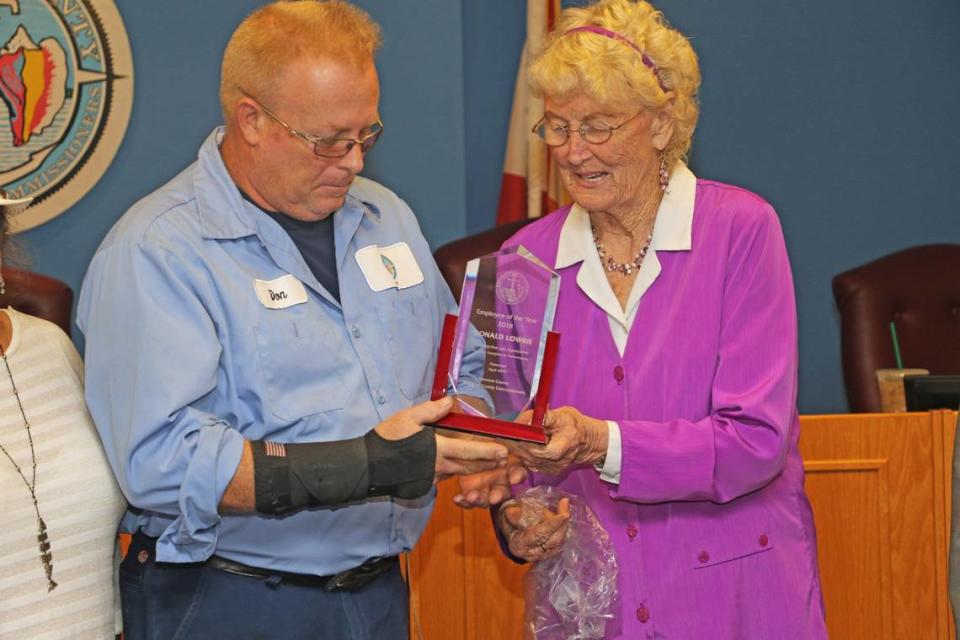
0, 0, 132, 231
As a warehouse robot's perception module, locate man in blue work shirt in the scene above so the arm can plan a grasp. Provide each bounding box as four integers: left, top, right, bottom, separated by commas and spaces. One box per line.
77, 2, 507, 638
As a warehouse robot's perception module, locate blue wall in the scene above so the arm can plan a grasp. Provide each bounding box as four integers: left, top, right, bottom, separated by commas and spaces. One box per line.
462, 0, 527, 235
465, 0, 960, 412
353, 0, 469, 245
644, 0, 960, 412
20, 1, 264, 319
18, 1, 960, 413
21, 0, 472, 284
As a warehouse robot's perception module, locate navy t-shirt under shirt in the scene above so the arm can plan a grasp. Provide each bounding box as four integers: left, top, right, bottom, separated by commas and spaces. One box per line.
242, 192, 340, 303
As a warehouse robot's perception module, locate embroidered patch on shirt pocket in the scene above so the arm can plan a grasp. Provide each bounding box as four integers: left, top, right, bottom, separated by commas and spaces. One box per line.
253, 319, 347, 421
689, 525, 774, 569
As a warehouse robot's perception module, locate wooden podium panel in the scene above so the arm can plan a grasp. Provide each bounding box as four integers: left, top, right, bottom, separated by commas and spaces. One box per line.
408, 411, 959, 640
799, 411, 957, 640
407, 478, 528, 640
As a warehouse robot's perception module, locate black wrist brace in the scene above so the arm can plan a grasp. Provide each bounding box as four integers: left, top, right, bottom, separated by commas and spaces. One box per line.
364, 428, 436, 500
252, 428, 436, 516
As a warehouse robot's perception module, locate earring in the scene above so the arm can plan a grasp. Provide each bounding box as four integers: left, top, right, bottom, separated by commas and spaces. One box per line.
658, 151, 669, 192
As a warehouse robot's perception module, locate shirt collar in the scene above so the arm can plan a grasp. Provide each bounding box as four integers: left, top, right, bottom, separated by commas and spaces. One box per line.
555, 162, 697, 268
195, 127, 381, 240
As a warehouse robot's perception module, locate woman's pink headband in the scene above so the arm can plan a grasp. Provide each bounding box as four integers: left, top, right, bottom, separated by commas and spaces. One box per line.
563, 26, 668, 92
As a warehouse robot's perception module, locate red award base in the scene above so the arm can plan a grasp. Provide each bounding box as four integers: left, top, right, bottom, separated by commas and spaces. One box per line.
430, 314, 556, 444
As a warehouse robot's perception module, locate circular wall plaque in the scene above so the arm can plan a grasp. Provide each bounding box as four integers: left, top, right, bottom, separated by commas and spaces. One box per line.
0, 0, 133, 231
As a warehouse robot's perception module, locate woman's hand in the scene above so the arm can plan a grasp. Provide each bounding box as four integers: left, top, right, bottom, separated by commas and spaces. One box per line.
512, 407, 609, 476
497, 497, 570, 561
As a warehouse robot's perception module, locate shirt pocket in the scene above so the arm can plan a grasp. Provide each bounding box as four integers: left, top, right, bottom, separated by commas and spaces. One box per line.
253, 317, 347, 421
380, 290, 437, 401
688, 520, 774, 570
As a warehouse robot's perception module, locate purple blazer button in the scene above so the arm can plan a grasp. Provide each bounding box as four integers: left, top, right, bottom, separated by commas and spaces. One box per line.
626, 524, 638, 540
759, 534, 769, 547
636, 605, 650, 623
697, 550, 710, 564
613, 365, 625, 383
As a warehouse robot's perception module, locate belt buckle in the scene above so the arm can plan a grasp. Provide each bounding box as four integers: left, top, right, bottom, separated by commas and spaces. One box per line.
323, 556, 389, 592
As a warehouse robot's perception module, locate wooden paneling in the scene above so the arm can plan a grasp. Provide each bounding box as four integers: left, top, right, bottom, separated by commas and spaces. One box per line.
803, 458, 892, 637
799, 411, 957, 639
409, 411, 959, 640
407, 479, 527, 640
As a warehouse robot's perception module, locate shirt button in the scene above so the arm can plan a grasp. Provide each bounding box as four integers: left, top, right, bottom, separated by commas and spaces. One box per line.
613, 365, 625, 383
759, 534, 769, 547
377, 393, 386, 405
697, 550, 710, 564
626, 524, 638, 540
636, 604, 650, 623
352, 326, 361, 338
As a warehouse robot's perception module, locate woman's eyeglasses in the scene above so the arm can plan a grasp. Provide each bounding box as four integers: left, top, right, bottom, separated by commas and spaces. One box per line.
532, 110, 642, 147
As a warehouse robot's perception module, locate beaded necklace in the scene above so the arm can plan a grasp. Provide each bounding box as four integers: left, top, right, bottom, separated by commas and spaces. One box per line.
591, 225, 654, 276
0, 337, 57, 592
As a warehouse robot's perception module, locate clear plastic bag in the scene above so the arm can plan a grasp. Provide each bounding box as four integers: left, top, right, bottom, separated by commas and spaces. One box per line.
519, 486, 618, 640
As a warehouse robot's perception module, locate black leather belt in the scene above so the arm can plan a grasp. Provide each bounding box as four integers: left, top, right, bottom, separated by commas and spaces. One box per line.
205, 554, 398, 592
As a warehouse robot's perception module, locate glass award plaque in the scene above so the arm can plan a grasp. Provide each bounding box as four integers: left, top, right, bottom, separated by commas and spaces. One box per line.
430, 246, 560, 443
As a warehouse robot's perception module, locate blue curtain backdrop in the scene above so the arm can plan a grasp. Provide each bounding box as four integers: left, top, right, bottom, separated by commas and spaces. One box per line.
18, 1, 960, 413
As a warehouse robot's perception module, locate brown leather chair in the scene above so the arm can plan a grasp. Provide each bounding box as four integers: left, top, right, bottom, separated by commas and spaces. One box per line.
0, 266, 73, 336
832, 244, 960, 412
433, 219, 535, 301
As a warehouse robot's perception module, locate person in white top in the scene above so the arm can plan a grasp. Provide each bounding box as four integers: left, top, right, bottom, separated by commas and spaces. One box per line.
0, 194, 126, 639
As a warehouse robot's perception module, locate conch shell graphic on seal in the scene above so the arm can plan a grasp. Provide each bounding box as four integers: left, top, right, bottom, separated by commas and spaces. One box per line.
0, 24, 67, 147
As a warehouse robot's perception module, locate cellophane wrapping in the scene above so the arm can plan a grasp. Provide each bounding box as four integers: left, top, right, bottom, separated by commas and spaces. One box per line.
519, 486, 618, 639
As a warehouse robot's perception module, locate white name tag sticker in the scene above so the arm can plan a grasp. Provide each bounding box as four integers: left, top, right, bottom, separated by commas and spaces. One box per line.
380, 242, 424, 289
355, 242, 424, 292
253, 275, 309, 309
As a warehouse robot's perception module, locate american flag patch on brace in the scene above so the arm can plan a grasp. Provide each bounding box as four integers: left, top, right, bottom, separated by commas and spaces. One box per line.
264, 441, 287, 457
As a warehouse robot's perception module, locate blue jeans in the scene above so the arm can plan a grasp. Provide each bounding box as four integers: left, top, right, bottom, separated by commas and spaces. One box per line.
120, 533, 409, 640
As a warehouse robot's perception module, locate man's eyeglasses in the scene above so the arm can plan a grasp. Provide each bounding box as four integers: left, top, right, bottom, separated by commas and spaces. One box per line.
246, 94, 384, 158
531, 110, 643, 147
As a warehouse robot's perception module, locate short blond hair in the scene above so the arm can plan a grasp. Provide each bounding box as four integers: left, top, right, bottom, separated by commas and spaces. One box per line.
529, 0, 700, 168
220, 0, 382, 123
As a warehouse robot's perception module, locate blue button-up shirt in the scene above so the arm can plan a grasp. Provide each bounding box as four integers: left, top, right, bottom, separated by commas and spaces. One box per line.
78, 128, 481, 574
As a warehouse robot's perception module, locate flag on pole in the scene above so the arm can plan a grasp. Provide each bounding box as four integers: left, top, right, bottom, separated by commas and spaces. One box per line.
495, 0, 570, 225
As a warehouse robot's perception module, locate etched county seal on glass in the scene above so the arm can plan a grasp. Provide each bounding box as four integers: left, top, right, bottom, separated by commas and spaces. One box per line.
430, 245, 560, 442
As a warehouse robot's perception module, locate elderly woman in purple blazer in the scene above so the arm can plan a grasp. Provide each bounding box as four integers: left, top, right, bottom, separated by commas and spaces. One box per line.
481, 1, 827, 637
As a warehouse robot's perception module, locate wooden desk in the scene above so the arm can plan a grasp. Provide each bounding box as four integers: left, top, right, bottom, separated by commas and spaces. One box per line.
407, 411, 959, 639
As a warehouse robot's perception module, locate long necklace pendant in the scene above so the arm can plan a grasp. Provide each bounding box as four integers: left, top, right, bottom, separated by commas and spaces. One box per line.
2, 349, 57, 592
36, 516, 57, 591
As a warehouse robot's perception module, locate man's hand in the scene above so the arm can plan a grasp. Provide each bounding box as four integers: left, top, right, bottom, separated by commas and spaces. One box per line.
451, 394, 493, 417
435, 435, 509, 479
453, 456, 527, 509
433, 399, 522, 506
375, 397, 508, 481
512, 407, 608, 476
497, 497, 570, 561
374, 396, 450, 440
